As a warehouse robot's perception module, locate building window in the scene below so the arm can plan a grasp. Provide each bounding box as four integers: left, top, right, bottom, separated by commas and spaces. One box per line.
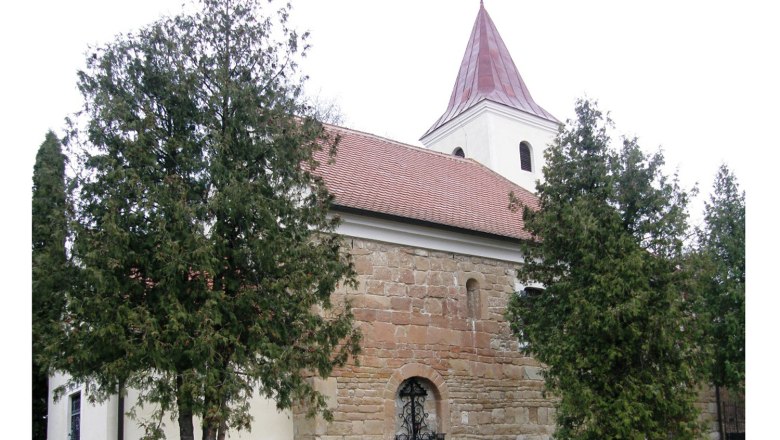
69, 392, 81, 440
519, 142, 532, 172
466, 278, 480, 319
523, 286, 544, 297
452, 147, 465, 158
395, 377, 443, 439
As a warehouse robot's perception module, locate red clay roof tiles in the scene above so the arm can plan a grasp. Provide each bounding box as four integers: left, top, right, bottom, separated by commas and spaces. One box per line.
314, 124, 538, 241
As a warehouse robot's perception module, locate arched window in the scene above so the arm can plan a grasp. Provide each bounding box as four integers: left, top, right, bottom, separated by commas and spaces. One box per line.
516, 283, 544, 299
452, 147, 465, 158
466, 278, 480, 319
395, 377, 443, 439
519, 142, 532, 172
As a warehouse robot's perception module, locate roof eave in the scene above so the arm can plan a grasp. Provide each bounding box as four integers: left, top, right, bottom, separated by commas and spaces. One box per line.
421, 98, 560, 143
330, 204, 529, 243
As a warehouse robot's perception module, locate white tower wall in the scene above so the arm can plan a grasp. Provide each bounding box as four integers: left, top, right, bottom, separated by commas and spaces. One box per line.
421, 101, 558, 192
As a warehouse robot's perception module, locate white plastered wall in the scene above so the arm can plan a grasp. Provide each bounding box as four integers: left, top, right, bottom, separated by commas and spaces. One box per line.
48, 372, 294, 440
421, 101, 558, 194
48, 372, 116, 440
124, 390, 294, 440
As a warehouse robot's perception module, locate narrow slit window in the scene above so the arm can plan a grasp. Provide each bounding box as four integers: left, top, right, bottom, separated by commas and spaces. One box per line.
466, 278, 480, 319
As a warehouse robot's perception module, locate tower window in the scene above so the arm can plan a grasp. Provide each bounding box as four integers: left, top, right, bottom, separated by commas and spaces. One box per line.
452, 147, 465, 158
519, 142, 532, 172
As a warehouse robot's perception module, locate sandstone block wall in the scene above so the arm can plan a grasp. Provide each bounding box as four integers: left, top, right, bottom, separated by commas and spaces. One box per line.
292, 236, 722, 440
294, 237, 555, 440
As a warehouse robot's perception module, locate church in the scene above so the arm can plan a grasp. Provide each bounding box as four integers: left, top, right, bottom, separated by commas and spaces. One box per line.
47, 3, 721, 439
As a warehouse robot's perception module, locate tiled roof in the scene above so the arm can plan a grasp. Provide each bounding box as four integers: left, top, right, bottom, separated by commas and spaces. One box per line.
314, 124, 538, 241
422, 3, 557, 139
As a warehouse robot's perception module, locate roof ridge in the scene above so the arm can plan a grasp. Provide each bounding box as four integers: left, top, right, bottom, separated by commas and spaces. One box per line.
325, 123, 478, 165
324, 122, 538, 204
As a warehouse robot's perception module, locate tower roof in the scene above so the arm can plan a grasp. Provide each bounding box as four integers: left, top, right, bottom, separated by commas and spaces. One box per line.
422, 3, 558, 138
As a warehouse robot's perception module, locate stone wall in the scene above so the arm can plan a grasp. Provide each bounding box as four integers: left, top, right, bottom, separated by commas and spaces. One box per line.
294, 237, 555, 440
292, 236, 721, 440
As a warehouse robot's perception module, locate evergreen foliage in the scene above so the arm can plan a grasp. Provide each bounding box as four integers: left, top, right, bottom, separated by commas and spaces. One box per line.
696, 165, 745, 390
41, 1, 359, 439
507, 100, 704, 439
32, 130, 69, 440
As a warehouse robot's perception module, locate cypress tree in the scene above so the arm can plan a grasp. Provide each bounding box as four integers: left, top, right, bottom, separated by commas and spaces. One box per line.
32, 130, 69, 440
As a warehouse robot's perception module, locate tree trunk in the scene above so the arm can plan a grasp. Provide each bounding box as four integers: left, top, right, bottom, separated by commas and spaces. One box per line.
177, 375, 195, 440
202, 426, 217, 440
217, 419, 227, 440
715, 384, 725, 440
178, 410, 195, 440
117, 382, 125, 440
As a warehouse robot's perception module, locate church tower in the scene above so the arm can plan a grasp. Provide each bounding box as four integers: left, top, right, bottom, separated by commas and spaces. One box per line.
420, 2, 559, 193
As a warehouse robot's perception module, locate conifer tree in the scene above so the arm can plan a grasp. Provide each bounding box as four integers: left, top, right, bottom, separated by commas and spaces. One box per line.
42, 1, 360, 439
507, 100, 703, 439
32, 130, 69, 440
698, 165, 745, 390
699, 165, 745, 389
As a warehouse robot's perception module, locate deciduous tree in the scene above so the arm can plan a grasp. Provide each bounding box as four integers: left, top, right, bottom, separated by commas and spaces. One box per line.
507, 99, 704, 439
43, 1, 359, 439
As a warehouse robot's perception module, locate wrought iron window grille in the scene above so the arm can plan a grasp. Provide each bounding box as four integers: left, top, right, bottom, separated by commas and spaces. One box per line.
395, 378, 446, 440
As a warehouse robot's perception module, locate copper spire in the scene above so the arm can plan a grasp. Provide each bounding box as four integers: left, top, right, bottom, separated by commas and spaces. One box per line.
422, 4, 557, 138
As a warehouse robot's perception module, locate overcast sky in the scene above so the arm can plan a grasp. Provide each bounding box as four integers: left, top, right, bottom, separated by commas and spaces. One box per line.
3, 0, 776, 431
4, 0, 777, 220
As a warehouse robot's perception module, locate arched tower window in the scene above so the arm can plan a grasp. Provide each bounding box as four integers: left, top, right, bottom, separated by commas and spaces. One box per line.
466, 278, 480, 319
452, 147, 465, 158
519, 142, 532, 172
